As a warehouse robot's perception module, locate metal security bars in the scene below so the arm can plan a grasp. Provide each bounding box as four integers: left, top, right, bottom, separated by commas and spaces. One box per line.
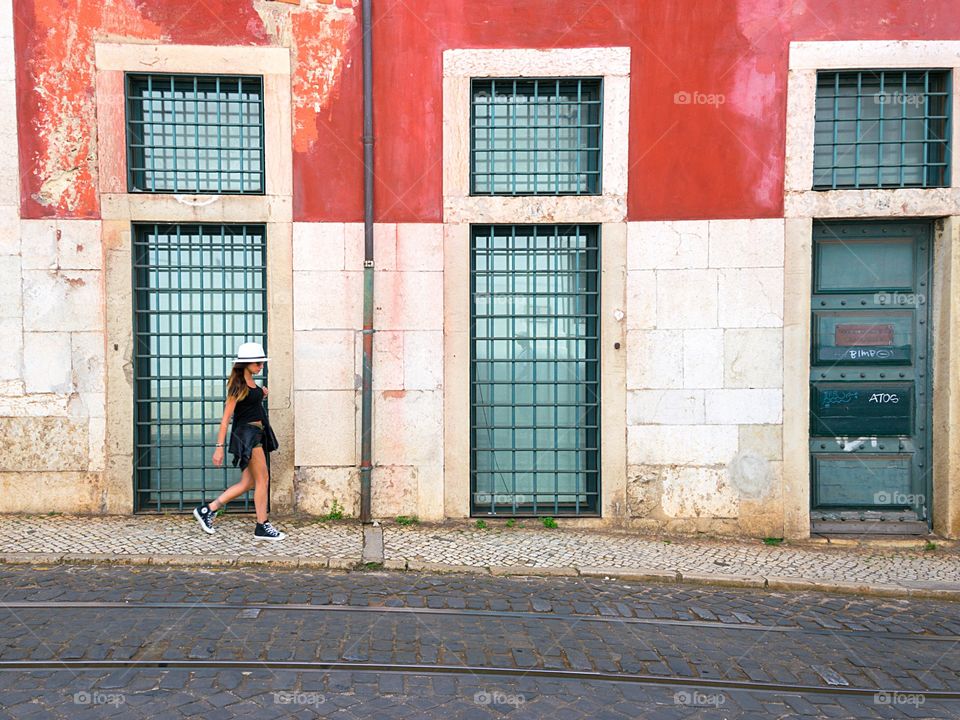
133, 224, 267, 512
471, 78, 602, 196
813, 70, 951, 189
126, 74, 265, 194
471, 225, 600, 516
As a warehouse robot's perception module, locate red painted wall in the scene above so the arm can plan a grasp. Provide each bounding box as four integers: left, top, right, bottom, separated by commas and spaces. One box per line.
14, 0, 960, 222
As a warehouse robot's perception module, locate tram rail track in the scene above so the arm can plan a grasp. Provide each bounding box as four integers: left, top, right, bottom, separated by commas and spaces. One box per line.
2, 658, 959, 701
3, 600, 959, 643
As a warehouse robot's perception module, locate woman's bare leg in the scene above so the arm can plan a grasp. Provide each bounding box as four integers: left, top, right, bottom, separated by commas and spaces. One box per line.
209, 469, 254, 511
248, 448, 270, 524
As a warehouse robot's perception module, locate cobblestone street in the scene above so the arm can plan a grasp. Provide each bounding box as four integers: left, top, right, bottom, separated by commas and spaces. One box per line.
1, 564, 960, 718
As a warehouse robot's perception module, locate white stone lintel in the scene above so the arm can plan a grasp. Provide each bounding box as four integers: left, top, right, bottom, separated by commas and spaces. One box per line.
789, 41, 960, 71
443, 47, 630, 78
95, 43, 291, 75
785, 188, 960, 219
100, 194, 292, 223
444, 195, 626, 224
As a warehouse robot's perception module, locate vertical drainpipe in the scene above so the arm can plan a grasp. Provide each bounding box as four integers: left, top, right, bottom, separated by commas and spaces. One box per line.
359, 0, 374, 524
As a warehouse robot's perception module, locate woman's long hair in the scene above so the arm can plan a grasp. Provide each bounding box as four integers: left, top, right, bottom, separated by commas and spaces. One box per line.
227, 363, 251, 401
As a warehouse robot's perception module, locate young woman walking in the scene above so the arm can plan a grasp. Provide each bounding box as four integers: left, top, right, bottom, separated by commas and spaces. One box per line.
193, 342, 286, 541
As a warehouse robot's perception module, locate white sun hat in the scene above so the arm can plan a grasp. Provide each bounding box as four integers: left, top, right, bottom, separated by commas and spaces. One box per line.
235, 342, 269, 363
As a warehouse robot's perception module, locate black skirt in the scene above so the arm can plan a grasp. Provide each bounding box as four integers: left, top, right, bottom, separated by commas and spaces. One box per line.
228, 423, 279, 470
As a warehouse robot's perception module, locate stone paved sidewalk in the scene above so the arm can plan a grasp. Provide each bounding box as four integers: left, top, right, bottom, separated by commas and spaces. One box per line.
2, 514, 959, 599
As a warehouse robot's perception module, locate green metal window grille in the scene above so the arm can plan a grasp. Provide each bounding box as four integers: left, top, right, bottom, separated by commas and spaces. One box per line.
471, 78, 602, 196
471, 225, 600, 516
133, 224, 267, 512
126, 74, 265, 194
813, 69, 951, 189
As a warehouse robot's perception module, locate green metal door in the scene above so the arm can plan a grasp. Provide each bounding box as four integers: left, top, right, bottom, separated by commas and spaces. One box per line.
810, 221, 932, 533
133, 224, 267, 512
471, 225, 600, 516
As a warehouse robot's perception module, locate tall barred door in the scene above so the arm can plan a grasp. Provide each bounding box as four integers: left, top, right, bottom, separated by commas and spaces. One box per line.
471, 225, 600, 517
133, 224, 267, 512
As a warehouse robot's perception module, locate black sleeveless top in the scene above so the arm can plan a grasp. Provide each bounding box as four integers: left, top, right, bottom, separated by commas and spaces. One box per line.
233, 385, 267, 426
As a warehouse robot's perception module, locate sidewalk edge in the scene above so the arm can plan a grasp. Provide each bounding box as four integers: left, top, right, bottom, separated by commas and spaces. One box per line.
0, 552, 958, 601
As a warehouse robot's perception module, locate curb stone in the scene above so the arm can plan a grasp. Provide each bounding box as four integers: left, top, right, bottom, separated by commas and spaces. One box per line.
577, 566, 680, 583
150, 554, 236, 567
815, 579, 906, 596
328, 556, 358, 570
406, 560, 489, 575
237, 555, 300, 568
60, 553, 122, 564
903, 587, 960, 601
764, 576, 819, 592
298, 557, 332, 570
489, 565, 578, 577
678, 571, 766, 588
0, 552, 65, 564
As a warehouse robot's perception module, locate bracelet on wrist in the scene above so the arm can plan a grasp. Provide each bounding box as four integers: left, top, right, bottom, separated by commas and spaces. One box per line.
215, 443, 225, 448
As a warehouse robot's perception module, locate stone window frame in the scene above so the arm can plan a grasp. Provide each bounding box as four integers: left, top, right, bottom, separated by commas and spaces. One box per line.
783, 41, 960, 538
785, 41, 960, 218
442, 48, 630, 523
442, 47, 631, 224
94, 43, 295, 513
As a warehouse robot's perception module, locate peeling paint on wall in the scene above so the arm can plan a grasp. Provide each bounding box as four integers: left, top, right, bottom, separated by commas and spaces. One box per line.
254, 0, 358, 154
22, 0, 164, 216
16, 0, 271, 219
15, 0, 960, 221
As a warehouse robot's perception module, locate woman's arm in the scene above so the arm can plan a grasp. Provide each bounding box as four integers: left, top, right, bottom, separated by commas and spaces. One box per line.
212, 395, 238, 467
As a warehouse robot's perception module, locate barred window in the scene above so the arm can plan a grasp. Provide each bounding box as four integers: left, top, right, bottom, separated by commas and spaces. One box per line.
813, 70, 950, 189
127, 74, 265, 194
471, 78, 602, 196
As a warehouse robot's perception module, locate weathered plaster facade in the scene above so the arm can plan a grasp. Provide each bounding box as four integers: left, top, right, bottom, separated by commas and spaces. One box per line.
0, 0, 107, 512
3, 1, 960, 538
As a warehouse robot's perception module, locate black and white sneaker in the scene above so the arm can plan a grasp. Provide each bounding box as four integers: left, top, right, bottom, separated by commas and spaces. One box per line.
253, 522, 286, 541
193, 505, 216, 535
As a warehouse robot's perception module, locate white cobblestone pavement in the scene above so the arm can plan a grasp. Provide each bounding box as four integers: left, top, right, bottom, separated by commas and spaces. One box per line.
2, 514, 959, 598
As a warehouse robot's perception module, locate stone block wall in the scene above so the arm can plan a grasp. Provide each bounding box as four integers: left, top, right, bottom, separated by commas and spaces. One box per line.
624, 219, 786, 536
292, 223, 445, 521
0, 1, 107, 511
0, 0, 793, 533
